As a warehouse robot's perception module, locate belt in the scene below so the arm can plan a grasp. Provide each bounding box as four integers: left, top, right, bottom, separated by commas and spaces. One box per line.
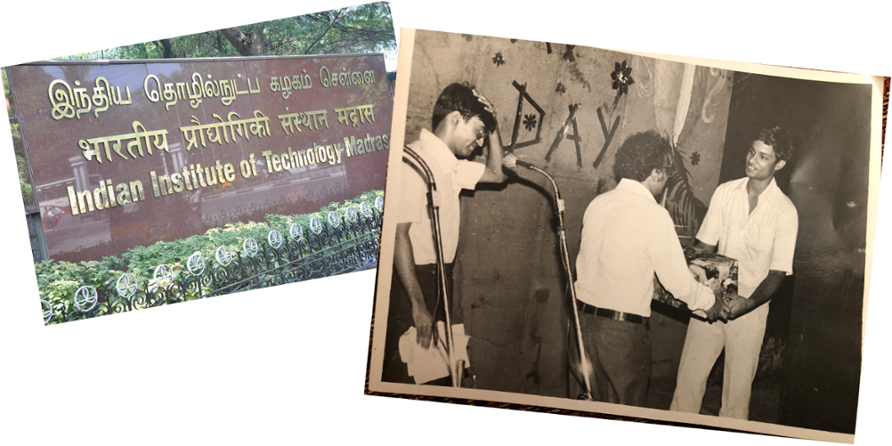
577, 301, 648, 325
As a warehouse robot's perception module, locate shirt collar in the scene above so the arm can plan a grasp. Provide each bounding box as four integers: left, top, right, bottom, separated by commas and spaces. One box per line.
616, 178, 657, 203
735, 177, 781, 204
417, 128, 461, 171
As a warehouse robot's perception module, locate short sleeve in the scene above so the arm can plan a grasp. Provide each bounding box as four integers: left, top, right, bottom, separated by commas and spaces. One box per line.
397, 163, 427, 224
696, 184, 725, 246
769, 205, 798, 275
452, 159, 486, 191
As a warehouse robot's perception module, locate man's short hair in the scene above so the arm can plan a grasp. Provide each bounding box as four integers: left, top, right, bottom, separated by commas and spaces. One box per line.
613, 131, 670, 182
756, 126, 794, 164
431, 83, 496, 134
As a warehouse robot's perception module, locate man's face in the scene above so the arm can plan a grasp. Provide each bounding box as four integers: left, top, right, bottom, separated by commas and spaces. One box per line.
450, 115, 487, 157
745, 140, 785, 181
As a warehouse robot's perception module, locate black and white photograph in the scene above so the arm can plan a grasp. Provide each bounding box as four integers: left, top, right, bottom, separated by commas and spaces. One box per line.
367, 28, 883, 443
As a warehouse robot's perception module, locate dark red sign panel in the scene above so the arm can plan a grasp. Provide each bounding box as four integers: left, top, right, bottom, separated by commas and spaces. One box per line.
8, 54, 392, 262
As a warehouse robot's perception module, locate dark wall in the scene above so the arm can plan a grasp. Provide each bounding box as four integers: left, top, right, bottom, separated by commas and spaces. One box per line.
721, 72, 872, 434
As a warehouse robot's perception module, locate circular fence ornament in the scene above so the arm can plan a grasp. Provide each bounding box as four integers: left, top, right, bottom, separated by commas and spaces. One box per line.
375, 196, 384, 212
116, 273, 139, 298
268, 229, 284, 249
215, 245, 234, 266
360, 201, 372, 218
289, 223, 304, 242
153, 264, 174, 287
41, 299, 52, 324
309, 216, 323, 234
345, 206, 358, 223
74, 286, 98, 312
327, 210, 341, 228
187, 252, 206, 276
243, 238, 259, 258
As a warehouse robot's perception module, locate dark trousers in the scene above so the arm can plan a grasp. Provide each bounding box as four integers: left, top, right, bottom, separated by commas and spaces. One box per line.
381, 263, 456, 384
569, 309, 651, 407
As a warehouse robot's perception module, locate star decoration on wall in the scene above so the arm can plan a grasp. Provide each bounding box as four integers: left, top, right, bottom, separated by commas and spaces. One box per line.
555, 82, 567, 95
492, 51, 506, 67
523, 113, 538, 131
690, 151, 701, 166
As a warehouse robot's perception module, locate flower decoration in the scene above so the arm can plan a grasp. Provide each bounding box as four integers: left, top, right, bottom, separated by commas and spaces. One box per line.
492, 51, 505, 67
611, 60, 635, 93
610, 60, 635, 110
555, 82, 567, 95
690, 151, 701, 166
523, 113, 538, 131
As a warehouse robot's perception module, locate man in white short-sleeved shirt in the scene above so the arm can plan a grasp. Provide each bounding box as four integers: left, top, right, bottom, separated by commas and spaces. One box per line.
671, 126, 798, 419
382, 83, 514, 385
572, 131, 725, 405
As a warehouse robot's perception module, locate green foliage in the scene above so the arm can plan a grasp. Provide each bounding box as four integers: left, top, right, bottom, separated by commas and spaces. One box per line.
2, 68, 10, 108
16, 154, 32, 204
36, 258, 122, 322
55, 3, 395, 61
266, 3, 396, 55
5, 68, 37, 209
56, 52, 106, 60
35, 190, 383, 323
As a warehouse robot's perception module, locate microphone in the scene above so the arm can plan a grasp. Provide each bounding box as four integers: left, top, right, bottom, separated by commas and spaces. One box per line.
502, 153, 536, 170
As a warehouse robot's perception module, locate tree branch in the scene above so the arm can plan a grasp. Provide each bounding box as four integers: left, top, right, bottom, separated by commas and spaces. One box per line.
251, 24, 267, 55
212, 31, 226, 54
154, 39, 175, 58
221, 27, 257, 56
302, 8, 346, 55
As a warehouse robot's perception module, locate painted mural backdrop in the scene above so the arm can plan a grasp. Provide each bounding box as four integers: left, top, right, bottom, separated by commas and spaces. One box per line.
403, 30, 733, 394
406, 32, 732, 204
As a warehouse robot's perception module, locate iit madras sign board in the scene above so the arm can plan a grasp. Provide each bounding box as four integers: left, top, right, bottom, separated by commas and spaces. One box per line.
8, 54, 392, 263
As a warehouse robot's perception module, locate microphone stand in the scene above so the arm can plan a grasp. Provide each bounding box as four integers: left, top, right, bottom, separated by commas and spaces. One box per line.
513, 159, 594, 400
402, 146, 462, 388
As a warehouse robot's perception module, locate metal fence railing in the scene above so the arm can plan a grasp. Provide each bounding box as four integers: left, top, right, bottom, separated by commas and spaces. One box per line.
44, 198, 384, 325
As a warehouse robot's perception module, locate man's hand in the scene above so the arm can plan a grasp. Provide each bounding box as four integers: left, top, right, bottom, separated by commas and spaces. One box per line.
411, 304, 434, 349
722, 294, 754, 320
703, 289, 727, 323
472, 88, 497, 119
473, 88, 509, 184
687, 239, 716, 257
503, 153, 518, 168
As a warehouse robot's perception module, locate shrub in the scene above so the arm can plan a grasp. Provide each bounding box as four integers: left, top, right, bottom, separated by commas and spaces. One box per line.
36, 190, 383, 322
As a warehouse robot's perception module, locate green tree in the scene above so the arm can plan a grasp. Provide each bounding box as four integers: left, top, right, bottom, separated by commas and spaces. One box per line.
3, 69, 35, 209
59, 3, 396, 61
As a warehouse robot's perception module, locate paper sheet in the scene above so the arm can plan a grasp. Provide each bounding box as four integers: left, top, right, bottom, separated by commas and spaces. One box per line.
398, 322, 470, 384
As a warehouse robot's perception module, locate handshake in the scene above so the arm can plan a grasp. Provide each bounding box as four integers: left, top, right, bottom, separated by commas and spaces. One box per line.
703, 286, 751, 323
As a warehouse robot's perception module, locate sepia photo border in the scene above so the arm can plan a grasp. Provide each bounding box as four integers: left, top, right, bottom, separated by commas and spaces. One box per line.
366, 28, 885, 444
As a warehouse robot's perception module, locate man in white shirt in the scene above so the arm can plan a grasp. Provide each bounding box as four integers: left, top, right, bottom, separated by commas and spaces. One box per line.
382, 83, 513, 384
671, 126, 798, 419
573, 131, 724, 406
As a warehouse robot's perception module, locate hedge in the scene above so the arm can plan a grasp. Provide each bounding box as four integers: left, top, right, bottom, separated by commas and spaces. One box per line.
36, 190, 383, 323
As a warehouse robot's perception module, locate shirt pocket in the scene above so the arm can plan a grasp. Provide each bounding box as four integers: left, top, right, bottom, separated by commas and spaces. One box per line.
744, 224, 773, 253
